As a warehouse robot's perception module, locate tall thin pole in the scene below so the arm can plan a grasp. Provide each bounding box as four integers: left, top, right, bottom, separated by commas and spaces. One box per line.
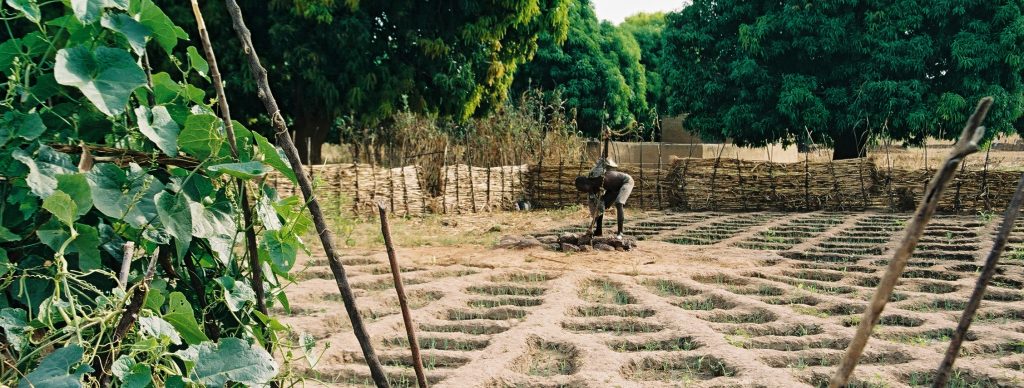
378, 204, 427, 388
222, 1, 390, 386
933, 173, 1024, 386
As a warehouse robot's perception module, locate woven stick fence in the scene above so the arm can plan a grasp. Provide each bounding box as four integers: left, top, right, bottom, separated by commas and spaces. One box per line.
441, 164, 528, 213
525, 164, 665, 209
266, 163, 425, 216
658, 157, 1022, 212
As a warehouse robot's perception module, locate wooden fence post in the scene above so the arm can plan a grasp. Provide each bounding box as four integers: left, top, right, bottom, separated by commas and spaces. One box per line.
353, 162, 361, 213
467, 153, 477, 213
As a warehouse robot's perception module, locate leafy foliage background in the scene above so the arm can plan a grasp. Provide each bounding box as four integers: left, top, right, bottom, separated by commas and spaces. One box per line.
1, 0, 316, 385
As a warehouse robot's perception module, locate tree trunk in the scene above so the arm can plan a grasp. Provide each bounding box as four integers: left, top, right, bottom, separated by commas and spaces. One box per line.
293, 106, 331, 164
833, 127, 867, 160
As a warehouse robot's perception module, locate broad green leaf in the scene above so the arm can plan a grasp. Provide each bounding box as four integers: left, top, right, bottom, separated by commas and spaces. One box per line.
273, 196, 313, 236
86, 163, 165, 228
178, 114, 225, 160
230, 120, 253, 161
186, 46, 209, 78
56, 174, 93, 217
18, 344, 92, 388
0, 308, 29, 352
186, 338, 278, 387
135, 106, 179, 156
0, 110, 46, 148
156, 191, 191, 260
111, 356, 134, 380
254, 132, 297, 183
12, 145, 76, 198
70, 0, 127, 24
123, 364, 152, 388
55, 45, 146, 116
139, 315, 182, 345
0, 225, 20, 242
188, 194, 235, 262
165, 376, 185, 388
215, 276, 255, 312
101, 12, 151, 55
42, 190, 77, 227
208, 161, 270, 179
256, 192, 282, 231
6, 0, 40, 23
259, 230, 298, 275
150, 72, 180, 104
133, 0, 186, 54
163, 292, 208, 345
0, 38, 20, 75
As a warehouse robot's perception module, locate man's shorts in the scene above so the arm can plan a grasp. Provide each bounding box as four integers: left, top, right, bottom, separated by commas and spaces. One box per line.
603, 175, 634, 207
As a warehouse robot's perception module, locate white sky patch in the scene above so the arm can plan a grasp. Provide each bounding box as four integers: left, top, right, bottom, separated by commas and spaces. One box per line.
591, 0, 686, 24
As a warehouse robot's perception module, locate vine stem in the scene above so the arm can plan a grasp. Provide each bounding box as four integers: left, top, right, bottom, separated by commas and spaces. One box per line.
190, 0, 270, 328
829, 97, 993, 387
94, 248, 160, 387
932, 172, 1024, 386
221, 1, 390, 386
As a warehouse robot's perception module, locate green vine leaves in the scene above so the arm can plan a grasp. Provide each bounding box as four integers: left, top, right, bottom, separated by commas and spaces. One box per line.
1, 0, 307, 386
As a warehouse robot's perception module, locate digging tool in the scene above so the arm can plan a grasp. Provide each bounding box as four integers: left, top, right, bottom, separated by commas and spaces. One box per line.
829, 97, 992, 387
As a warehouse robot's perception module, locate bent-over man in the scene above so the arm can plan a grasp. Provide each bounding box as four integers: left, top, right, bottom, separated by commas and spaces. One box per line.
574, 158, 634, 238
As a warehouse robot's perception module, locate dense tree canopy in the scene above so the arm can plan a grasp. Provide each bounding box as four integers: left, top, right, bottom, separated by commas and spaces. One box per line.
661, 0, 1024, 159
619, 12, 667, 117
177, 0, 571, 163
513, 0, 649, 136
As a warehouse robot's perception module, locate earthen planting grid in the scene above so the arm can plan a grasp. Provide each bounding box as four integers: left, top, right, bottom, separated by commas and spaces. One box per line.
282, 212, 1024, 387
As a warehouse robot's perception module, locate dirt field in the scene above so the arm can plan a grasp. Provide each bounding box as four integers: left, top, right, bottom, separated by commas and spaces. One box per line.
277, 210, 1024, 387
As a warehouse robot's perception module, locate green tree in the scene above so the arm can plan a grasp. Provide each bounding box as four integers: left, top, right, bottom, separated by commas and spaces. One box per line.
619, 12, 667, 117
175, 0, 571, 163
513, 0, 649, 136
661, 0, 1024, 159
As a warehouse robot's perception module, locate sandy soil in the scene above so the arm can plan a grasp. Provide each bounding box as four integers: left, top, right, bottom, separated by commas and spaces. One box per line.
275, 210, 1024, 387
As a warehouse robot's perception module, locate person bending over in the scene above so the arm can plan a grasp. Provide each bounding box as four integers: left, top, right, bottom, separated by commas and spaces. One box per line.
574, 158, 634, 238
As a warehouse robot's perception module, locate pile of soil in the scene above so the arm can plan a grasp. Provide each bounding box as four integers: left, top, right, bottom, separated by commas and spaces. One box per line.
498, 233, 638, 252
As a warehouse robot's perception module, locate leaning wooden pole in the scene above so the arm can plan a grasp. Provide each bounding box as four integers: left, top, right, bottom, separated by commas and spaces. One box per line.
190, 0, 269, 320
932, 172, 1024, 386
378, 204, 427, 388
829, 97, 992, 387
222, 1, 390, 386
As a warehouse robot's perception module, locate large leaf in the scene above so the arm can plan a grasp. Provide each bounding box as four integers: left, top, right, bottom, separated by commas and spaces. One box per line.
36, 220, 102, 270
139, 315, 182, 345
208, 161, 270, 179
12, 145, 76, 198
256, 191, 282, 231
0, 308, 29, 352
163, 292, 208, 345
0, 110, 46, 148
135, 106, 179, 156
101, 12, 151, 56
215, 276, 255, 312
70, 0, 127, 24
259, 230, 298, 275
5, 0, 40, 23
56, 173, 93, 217
188, 194, 235, 262
55, 45, 146, 116
132, 0, 186, 54
87, 163, 164, 228
156, 191, 191, 260
178, 114, 225, 160
186, 338, 278, 387
0, 248, 10, 277
42, 190, 77, 227
18, 344, 92, 388
123, 364, 152, 388
253, 132, 296, 183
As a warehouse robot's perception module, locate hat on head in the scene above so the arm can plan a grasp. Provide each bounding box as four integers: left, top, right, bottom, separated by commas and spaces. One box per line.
604, 158, 618, 168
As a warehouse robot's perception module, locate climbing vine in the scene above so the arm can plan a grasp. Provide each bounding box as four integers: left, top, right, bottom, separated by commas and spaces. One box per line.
1, 0, 312, 385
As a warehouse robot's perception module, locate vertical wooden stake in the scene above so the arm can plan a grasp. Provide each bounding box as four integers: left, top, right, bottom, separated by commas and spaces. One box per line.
223, 1, 390, 385
378, 204, 427, 388
933, 173, 1024, 386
